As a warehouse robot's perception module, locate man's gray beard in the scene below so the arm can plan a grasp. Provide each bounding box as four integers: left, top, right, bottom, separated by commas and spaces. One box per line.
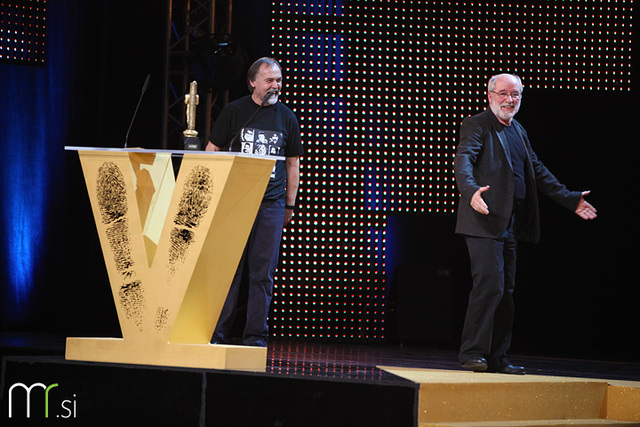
491, 103, 519, 123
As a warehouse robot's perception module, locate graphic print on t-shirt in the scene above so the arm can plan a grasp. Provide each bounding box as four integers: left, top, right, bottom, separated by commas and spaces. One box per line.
240, 127, 285, 178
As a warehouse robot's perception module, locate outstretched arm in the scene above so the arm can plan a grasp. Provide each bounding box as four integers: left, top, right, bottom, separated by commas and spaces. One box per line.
575, 191, 597, 220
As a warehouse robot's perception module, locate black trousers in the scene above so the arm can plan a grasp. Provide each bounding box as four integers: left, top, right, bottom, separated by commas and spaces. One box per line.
212, 198, 285, 347
459, 223, 517, 369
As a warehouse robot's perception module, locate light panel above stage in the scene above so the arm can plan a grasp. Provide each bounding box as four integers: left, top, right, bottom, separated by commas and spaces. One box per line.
268, 0, 633, 343
0, 0, 47, 65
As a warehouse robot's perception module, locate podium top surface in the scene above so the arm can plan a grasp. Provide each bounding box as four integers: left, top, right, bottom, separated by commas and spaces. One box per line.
64, 146, 285, 161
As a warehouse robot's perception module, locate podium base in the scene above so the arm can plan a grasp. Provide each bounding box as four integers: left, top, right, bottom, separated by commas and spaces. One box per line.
65, 337, 267, 372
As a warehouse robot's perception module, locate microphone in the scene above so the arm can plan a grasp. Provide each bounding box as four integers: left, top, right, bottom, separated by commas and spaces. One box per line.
226, 89, 278, 150
124, 74, 151, 148
261, 89, 278, 106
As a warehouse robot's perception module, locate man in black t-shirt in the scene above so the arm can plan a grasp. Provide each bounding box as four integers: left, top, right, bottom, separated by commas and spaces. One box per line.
206, 57, 303, 347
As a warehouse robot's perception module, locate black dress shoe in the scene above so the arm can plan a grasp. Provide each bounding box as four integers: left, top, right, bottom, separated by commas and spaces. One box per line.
493, 364, 526, 375
460, 357, 488, 372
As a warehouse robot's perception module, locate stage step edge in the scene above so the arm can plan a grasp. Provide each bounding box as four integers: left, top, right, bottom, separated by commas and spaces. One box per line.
378, 367, 640, 426
420, 419, 640, 426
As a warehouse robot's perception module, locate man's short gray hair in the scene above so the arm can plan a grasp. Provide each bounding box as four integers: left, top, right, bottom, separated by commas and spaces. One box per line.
488, 73, 523, 94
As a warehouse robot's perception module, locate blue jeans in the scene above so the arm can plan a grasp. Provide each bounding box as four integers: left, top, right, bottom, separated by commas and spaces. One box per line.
213, 198, 285, 346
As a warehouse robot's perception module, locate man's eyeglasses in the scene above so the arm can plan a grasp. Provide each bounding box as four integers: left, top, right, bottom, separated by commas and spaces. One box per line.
491, 91, 521, 100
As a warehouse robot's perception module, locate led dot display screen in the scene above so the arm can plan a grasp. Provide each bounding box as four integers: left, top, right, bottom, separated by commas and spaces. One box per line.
0, 0, 47, 65
270, 0, 632, 342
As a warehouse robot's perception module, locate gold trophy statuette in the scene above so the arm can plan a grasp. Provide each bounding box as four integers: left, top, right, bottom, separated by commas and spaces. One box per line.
184, 81, 199, 138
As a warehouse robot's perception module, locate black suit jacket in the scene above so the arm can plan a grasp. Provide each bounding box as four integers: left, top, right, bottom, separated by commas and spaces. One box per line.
454, 109, 581, 243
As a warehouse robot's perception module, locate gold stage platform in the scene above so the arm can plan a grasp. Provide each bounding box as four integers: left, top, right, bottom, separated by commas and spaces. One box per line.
381, 367, 640, 426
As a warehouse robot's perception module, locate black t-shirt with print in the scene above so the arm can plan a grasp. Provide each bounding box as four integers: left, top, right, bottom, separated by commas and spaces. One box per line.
209, 95, 303, 200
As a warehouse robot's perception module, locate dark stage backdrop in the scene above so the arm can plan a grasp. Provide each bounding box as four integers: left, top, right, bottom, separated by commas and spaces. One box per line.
0, 0, 72, 327
0, 0, 638, 362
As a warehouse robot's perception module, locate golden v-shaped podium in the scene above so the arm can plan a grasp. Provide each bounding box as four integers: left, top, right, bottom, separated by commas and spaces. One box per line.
64, 147, 278, 372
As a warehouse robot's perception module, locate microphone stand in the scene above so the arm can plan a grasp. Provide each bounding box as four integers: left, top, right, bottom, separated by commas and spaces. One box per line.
225, 91, 277, 151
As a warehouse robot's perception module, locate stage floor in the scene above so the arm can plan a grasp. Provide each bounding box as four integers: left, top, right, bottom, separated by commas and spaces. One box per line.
1, 333, 639, 426
1, 332, 638, 383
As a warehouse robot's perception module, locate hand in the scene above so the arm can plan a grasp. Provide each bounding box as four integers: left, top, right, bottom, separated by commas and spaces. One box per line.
205, 141, 221, 151
283, 208, 294, 226
471, 186, 490, 215
575, 191, 597, 220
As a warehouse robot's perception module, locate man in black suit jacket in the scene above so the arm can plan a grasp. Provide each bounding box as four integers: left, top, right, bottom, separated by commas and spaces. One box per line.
454, 73, 597, 374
